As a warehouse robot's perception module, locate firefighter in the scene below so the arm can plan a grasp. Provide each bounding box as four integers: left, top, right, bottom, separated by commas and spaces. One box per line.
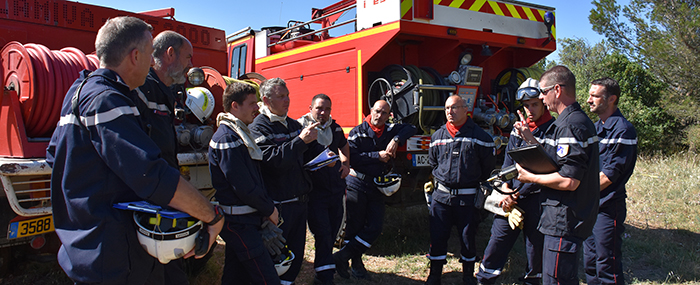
249, 78, 325, 285
46, 16, 222, 284
134, 30, 193, 283
298, 94, 350, 285
584, 77, 637, 285
475, 78, 552, 285
334, 100, 416, 280
425, 95, 496, 285
514, 66, 599, 285
209, 83, 281, 284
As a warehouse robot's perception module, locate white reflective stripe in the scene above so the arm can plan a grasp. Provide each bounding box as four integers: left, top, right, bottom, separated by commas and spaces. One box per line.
386, 123, 394, 131
428, 254, 446, 261
280, 281, 294, 285
436, 183, 476, 195
542, 136, 599, 148
59, 106, 139, 127
599, 137, 637, 145
348, 133, 370, 141
524, 272, 542, 279
136, 88, 169, 113
257, 131, 302, 143
219, 205, 257, 215
355, 236, 371, 248
429, 137, 495, 148
461, 255, 476, 262
479, 263, 502, 276
509, 131, 545, 144
315, 264, 336, 272
273, 197, 300, 204
209, 139, 243, 150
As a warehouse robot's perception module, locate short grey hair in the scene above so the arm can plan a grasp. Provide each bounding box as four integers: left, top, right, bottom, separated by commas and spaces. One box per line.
152, 31, 188, 66
260, 77, 287, 99
95, 16, 153, 68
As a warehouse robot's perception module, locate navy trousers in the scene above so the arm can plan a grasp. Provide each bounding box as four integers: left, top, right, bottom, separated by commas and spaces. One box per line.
584, 199, 626, 285
543, 234, 583, 285
308, 192, 344, 281
476, 195, 543, 284
343, 175, 385, 256
219, 221, 280, 285
428, 193, 477, 265
277, 201, 308, 284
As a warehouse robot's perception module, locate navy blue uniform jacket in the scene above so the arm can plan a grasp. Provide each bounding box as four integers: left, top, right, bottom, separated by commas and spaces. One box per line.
135, 68, 179, 168
308, 120, 348, 197
46, 69, 180, 284
503, 117, 555, 197
596, 109, 637, 208
348, 121, 416, 178
209, 124, 275, 224
429, 118, 496, 204
538, 102, 600, 238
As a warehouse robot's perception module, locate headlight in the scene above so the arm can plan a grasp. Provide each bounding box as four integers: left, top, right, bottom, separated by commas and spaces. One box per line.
187, 67, 205, 86
460, 52, 472, 65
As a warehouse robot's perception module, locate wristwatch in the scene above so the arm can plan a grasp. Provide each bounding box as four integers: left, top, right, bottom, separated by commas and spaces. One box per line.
392, 136, 400, 143
207, 205, 224, 226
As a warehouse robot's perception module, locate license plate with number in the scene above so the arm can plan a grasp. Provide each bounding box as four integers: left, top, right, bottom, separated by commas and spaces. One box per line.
412, 153, 430, 167
7, 215, 54, 239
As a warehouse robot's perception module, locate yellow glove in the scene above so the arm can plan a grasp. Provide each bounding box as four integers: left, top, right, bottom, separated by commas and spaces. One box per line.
504, 205, 525, 230
424, 181, 434, 193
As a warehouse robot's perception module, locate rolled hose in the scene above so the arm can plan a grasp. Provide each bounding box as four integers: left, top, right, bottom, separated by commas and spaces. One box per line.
493, 67, 544, 112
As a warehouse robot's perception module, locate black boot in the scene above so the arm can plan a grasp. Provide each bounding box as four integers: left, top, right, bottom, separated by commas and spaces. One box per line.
463, 262, 477, 285
333, 248, 352, 279
425, 262, 443, 285
351, 254, 371, 280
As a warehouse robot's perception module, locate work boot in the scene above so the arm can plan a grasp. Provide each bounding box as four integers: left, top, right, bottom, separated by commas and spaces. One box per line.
463, 262, 477, 285
351, 255, 371, 280
333, 249, 352, 279
425, 262, 443, 285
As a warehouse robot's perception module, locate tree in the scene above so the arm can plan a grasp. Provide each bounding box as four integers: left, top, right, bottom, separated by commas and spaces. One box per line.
555, 38, 681, 154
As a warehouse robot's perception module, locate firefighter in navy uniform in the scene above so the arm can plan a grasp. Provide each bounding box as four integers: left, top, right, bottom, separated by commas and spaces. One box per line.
333, 100, 416, 280
209, 83, 281, 284
515, 66, 600, 285
134, 30, 193, 283
298, 94, 350, 285
250, 77, 325, 285
584, 77, 637, 285
425, 95, 496, 285
476, 78, 552, 285
46, 17, 222, 284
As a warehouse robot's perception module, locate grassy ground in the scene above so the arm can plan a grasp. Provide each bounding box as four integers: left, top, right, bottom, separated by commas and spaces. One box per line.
193, 153, 700, 285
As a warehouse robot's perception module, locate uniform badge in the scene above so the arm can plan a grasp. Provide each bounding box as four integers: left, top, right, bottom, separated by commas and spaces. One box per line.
556, 145, 569, 157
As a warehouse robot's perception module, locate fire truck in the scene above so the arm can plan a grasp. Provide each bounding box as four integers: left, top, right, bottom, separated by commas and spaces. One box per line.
0, 0, 556, 273
225, 0, 556, 206
0, 0, 228, 272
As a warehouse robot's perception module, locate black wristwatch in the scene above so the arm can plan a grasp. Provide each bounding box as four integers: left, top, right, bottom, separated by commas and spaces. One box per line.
207, 205, 224, 226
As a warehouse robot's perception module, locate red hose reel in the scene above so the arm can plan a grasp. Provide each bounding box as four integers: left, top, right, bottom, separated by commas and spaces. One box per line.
1, 41, 99, 138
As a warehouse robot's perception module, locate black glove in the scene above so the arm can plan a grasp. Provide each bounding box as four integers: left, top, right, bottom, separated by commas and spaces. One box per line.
260, 220, 286, 256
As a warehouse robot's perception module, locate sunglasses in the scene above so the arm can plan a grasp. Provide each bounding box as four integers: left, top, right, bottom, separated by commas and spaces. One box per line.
516, 84, 566, 101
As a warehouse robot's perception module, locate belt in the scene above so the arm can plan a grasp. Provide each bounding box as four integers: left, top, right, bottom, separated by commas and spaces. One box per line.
349, 169, 367, 180
437, 183, 477, 195
274, 194, 308, 205
219, 204, 258, 215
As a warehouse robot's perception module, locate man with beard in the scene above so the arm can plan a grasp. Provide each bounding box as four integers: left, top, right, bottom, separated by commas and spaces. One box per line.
209, 83, 281, 284
584, 77, 637, 285
135, 30, 193, 168
424, 95, 495, 285
476, 78, 552, 285
298, 94, 350, 285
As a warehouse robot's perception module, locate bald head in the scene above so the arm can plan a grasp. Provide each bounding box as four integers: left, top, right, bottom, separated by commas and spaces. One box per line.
370, 100, 391, 127
445, 95, 469, 126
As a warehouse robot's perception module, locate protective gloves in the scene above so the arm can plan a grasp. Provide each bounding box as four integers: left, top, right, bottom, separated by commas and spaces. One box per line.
260, 220, 286, 256
424, 181, 434, 193
503, 205, 524, 230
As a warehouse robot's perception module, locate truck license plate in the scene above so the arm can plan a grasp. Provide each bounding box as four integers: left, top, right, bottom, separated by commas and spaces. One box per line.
7, 215, 54, 239
412, 154, 430, 167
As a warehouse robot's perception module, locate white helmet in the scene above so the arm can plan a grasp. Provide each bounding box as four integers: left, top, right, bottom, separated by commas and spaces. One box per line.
516, 78, 541, 101
273, 246, 295, 276
374, 173, 402, 196
134, 211, 202, 264
185, 87, 215, 123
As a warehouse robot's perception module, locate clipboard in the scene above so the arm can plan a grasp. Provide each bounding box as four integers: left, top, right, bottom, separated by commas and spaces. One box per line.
304, 148, 340, 171
506, 144, 558, 174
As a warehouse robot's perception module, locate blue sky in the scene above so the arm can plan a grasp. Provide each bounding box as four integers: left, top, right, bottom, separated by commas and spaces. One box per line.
80, 0, 622, 61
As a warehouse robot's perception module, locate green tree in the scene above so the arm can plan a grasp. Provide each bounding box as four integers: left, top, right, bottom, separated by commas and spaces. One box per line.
556, 38, 681, 154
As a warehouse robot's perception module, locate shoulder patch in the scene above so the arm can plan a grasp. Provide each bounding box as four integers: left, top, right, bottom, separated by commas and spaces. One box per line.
557, 145, 569, 157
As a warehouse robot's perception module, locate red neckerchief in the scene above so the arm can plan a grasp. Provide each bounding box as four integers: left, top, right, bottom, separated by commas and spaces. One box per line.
446, 122, 464, 138
526, 111, 553, 132
365, 115, 384, 138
